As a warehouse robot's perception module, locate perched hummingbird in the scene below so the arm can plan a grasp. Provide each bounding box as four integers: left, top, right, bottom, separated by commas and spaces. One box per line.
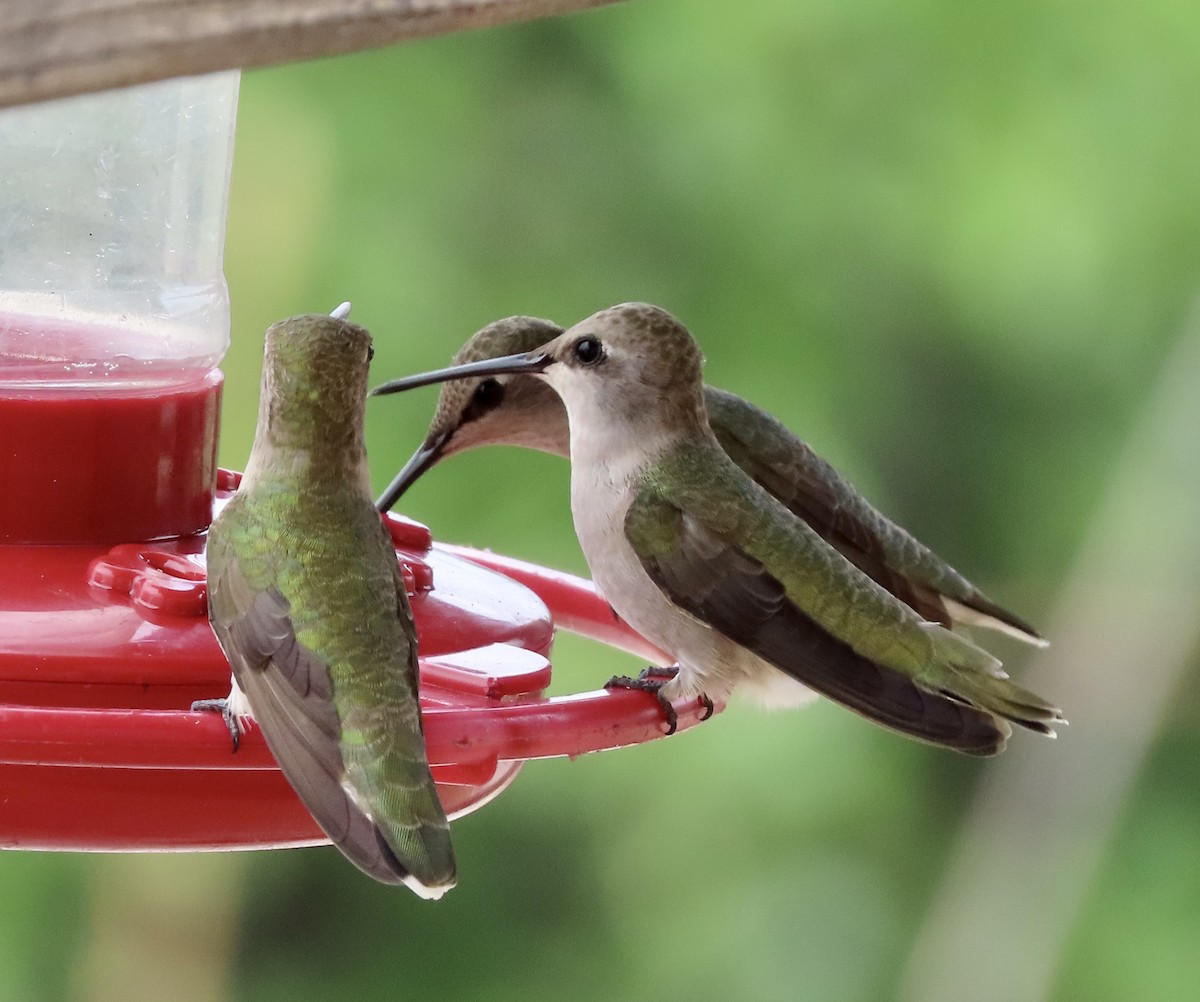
379, 316, 1046, 650
196, 311, 456, 896
373, 304, 1062, 754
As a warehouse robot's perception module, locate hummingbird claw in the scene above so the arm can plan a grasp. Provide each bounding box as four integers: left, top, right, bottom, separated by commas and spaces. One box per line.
605, 666, 683, 734
191, 697, 241, 753
698, 693, 715, 721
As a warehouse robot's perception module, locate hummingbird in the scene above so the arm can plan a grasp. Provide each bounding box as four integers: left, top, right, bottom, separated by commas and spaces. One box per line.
378, 316, 1046, 651
195, 310, 456, 896
372, 303, 1062, 754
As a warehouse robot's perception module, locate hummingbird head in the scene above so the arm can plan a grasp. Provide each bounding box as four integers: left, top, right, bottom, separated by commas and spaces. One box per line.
425, 317, 569, 460
541, 301, 704, 392
534, 303, 708, 448
374, 317, 567, 511
259, 313, 375, 454
371, 303, 709, 501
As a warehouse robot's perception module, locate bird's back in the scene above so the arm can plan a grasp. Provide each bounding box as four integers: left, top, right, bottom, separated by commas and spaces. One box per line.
209, 479, 456, 894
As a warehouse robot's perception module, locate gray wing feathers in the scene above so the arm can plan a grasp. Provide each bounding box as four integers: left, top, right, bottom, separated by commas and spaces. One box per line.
636, 507, 1010, 755
215, 585, 419, 886
706, 389, 1043, 642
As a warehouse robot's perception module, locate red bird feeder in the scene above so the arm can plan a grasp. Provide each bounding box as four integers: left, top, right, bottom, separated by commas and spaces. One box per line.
0, 73, 716, 855
0, 470, 717, 852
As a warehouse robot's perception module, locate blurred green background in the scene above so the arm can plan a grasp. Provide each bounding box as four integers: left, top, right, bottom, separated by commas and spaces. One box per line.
8, 1, 1200, 999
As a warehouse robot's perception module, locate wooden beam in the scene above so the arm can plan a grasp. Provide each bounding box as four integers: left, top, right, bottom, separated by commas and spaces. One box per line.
2, 0, 623, 109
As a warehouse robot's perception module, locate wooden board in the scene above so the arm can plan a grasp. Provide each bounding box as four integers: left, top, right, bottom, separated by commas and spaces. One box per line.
2, 0, 622, 108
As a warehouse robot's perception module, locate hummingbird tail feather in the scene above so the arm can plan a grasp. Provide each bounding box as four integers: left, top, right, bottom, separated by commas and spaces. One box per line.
375, 825, 456, 901
821, 666, 1015, 756
922, 622, 1063, 736
943, 595, 1049, 648
938, 662, 1064, 737
367, 784, 458, 899
737, 604, 1018, 755
236, 660, 454, 889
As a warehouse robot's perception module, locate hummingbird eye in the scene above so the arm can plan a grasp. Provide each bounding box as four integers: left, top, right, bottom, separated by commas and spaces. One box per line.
573, 336, 604, 366
473, 378, 504, 409
367, 345, 375, 363
462, 377, 506, 424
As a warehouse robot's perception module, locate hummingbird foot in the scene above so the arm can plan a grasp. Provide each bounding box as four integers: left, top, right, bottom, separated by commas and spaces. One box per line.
637, 665, 681, 681
606, 666, 684, 734
191, 698, 241, 752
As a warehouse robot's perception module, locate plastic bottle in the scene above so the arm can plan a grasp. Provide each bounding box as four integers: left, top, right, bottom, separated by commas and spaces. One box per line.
0, 73, 240, 542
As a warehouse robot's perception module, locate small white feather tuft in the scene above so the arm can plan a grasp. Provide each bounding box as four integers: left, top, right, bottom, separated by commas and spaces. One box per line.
225, 675, 257, 734
737, 670, 820, 710
404, 876, 455, 901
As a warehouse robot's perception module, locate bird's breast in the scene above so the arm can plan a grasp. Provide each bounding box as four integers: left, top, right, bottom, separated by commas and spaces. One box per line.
566, 458, 817, 708
568, 463, 737, 698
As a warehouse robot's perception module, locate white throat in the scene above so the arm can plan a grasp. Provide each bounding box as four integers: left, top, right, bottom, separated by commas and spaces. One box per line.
544, 368, 679, 482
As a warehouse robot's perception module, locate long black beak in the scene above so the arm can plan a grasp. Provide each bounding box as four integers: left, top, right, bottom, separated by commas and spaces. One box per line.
376, 433, 449, 512
370, 350, 552, 397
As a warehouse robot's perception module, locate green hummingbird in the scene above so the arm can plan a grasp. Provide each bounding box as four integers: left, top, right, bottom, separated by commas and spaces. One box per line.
196, 311, 456, 896
372, 304, 1062, 754
379, 315, 1045, 650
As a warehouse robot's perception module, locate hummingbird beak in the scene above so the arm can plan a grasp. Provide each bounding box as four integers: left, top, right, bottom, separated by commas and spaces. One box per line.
375, 431, 450, 512
370, 350, 553, 397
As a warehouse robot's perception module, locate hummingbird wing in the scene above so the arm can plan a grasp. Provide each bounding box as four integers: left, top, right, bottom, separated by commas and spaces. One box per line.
625, 439, 1061, 754
705, 388, 1044, 645
206, 500, 454, 895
